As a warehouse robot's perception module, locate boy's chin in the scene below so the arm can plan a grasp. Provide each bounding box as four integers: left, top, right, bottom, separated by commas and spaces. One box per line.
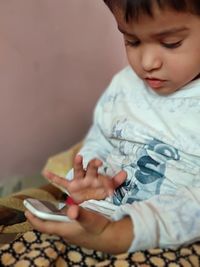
149, 86, 178, 96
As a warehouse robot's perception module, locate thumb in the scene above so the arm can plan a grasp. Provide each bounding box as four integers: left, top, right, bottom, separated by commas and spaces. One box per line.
66, 205, 110, 235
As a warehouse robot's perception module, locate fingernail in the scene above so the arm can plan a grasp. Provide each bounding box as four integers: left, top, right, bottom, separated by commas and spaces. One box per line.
108, 190, 114, 196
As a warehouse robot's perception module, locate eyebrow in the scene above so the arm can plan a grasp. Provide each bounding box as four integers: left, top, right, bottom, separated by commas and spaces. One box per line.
118, 26, 189, 38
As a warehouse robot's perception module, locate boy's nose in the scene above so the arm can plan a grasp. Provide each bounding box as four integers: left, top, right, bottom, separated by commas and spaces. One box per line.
141, 49, 162, 72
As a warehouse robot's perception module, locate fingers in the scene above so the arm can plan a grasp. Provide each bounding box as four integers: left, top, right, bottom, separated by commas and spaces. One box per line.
100, 177, 115, 196
72, 155, 103, 183
43, 157, 127, 203
82, 159, 102, 187
98, 170, 127, 197
43, 170, 69, 189
86, 159, 102, 178
73, 157, 102, 187
112, 170, 127, 189
25, 205, 110, 237
65, 204, 79, 219
25, 211, 64, 235
73, 154, 85, 179
42, 170, 59, 180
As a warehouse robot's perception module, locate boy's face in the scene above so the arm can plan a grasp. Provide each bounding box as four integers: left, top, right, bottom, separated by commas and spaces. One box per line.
113, 5, 200, 95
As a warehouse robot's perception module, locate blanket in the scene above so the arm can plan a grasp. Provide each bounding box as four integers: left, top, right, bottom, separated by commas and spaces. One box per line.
0, 143, 200, 266
1, 229, 200, 266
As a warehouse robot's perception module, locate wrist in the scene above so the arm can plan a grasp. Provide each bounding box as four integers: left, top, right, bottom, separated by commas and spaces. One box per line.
100, 216, 134, 254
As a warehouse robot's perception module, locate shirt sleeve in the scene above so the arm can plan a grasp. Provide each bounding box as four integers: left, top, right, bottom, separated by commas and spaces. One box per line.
112, 186, 200, 252
66, 77, 116, 180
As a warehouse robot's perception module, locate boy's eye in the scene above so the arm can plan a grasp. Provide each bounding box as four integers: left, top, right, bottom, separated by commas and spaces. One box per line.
125, 39, 140, 47
162, 41, 182, 49
124, 38, 183, 49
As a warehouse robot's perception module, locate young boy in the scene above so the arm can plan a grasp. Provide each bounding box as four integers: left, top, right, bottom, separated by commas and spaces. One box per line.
25, 0, 200, 254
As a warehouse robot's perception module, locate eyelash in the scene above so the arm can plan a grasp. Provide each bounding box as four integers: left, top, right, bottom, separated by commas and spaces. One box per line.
125, 40, 182, 49
125, 40, 140, 47
162, 41, 182, 48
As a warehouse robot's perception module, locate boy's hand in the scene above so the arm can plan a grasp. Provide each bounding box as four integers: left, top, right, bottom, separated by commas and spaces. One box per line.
25, 204, 133, 254
43, 155, 127, 203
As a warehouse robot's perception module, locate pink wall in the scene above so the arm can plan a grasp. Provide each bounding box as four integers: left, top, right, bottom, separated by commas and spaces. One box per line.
0, 0, 126, 182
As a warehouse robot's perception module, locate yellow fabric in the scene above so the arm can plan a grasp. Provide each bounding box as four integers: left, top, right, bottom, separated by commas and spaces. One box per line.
42, 142, 82, 178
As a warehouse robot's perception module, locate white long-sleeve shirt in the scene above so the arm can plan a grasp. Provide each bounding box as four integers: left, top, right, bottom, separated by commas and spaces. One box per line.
66, 66, 200, 252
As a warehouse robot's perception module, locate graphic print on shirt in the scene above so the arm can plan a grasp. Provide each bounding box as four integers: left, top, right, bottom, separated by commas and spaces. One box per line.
113, 138, 180, 205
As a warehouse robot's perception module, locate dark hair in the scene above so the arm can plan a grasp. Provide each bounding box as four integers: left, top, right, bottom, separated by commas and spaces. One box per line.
103, 0, 200, 22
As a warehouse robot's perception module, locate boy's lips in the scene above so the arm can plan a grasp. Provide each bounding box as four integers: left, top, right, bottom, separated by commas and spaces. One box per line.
145, 77, 166, 89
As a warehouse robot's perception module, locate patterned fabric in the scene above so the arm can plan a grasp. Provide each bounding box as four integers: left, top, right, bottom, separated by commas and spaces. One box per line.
0, 230, 200, 266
